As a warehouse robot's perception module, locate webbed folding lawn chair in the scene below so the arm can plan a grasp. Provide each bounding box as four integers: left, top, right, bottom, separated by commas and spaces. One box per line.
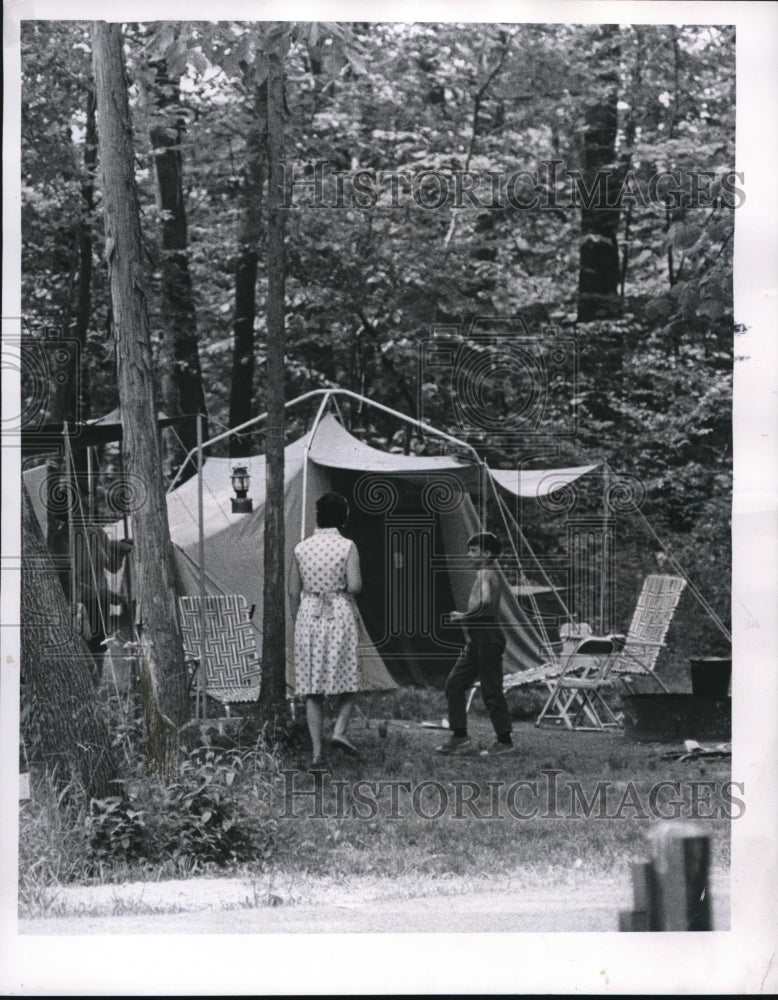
178, 594, 261, 715
535, 575, 686, 729
606, 575, 687, 693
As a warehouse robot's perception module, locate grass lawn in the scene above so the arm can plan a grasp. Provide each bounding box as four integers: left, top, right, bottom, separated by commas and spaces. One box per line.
271, 688, 732, 887
19, 685, 733, 927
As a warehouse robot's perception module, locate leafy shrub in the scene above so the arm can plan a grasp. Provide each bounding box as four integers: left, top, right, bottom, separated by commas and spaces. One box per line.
88, 795, 146, 862
84, 747, 278, 872
148, 748, 275, 867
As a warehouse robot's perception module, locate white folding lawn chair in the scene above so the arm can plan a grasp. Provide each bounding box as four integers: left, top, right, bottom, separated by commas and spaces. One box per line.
535, 636, 622, 731
466, 633, 611, 718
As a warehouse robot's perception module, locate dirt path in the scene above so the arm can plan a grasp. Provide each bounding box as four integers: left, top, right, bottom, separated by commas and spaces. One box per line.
18, 871, 730, 935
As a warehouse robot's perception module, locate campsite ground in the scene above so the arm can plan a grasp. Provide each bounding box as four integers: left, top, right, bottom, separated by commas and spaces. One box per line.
18, 690, 733, 935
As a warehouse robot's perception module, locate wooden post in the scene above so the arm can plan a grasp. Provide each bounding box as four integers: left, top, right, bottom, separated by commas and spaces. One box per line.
618, 861, 656, 931
620, 823, 712, 931
647, 822, 712, 930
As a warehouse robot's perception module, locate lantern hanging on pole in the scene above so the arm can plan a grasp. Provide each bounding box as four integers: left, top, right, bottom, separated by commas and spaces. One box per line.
230, 465, 253, 513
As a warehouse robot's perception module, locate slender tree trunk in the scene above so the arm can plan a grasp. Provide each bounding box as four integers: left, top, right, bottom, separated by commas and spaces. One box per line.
92, 22, 188, 779
257, 25, 290, 730
228, 79, 267, 459
664, 26, 686, 293
577, 24, 622, 322
150, 59, 207, 481
21, 481, 118, 800
618, 27, 644, 302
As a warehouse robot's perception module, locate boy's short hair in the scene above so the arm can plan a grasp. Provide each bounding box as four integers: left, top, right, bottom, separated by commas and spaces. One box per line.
316, 492, 349, 528
467, 531, 501, 557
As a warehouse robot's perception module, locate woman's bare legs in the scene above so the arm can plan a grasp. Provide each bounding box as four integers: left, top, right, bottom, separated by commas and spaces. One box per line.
332, 692, 357, 751
306, 695, 324, 762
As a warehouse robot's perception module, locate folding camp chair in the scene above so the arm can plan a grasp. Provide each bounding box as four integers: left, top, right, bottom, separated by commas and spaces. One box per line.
178, 594, 261, 715
465, 634, 608, 716
606, 575, 687, 693
535, 636, 622, 730
535, 575, 686, 728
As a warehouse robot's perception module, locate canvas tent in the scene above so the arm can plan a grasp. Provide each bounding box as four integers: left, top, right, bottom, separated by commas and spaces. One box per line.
162, 409, 597, 693
25, 393, 730, 700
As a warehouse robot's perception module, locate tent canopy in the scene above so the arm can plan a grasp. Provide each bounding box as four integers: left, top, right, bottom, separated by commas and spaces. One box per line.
489, 464, 600, 498
307, 414, 473, 474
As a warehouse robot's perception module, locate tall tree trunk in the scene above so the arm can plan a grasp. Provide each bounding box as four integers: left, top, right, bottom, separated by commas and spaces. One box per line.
21, 481, 118, 800
577, 24, 622, 322
92, 22, 188, 780
618, 26, 645, 302
228, 79, 267, 459
150, 58, 207, 482
257, 25, 290, 729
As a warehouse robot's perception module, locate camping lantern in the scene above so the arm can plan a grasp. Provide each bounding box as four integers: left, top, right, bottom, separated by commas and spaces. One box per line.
230, 465, 253, 513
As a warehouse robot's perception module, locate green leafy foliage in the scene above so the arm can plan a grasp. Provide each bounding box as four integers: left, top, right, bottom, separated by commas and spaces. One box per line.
86, 748, 278, 871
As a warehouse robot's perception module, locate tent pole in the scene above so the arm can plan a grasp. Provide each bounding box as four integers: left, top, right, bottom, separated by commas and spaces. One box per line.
168, 388, 485, 495
479, 462, 487, 530
197, 412, 207, 720
166, 389, 331, 493
333, 389, 483, 466
301, 391, 333, 541
601, 462, 610, 633
488, 471, 574, 621
86, 446, 94, 520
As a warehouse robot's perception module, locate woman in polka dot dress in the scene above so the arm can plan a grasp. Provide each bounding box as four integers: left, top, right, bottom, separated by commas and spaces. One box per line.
289, 492, 362, 764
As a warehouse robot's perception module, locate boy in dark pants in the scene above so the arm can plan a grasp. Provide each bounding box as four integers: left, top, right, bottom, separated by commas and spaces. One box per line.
435, 532, 513, 757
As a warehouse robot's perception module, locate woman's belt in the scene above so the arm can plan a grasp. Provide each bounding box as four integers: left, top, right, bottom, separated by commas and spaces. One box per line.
302, 589, 346, 619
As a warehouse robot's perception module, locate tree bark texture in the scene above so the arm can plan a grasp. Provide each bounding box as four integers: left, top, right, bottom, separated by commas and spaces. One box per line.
92, 22, 187, 778
21, 482, 119, 800
228, 78, 267, 458
257, 27, 289, 729
150, 59, 207, 481
577, 24, 622, 322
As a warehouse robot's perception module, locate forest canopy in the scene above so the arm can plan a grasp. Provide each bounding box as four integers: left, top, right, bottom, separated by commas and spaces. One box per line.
20, 20, 734, 651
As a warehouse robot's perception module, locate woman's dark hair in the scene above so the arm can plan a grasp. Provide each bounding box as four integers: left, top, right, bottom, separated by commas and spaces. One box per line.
467, 531, 501, 557
316, 492, 349, 528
